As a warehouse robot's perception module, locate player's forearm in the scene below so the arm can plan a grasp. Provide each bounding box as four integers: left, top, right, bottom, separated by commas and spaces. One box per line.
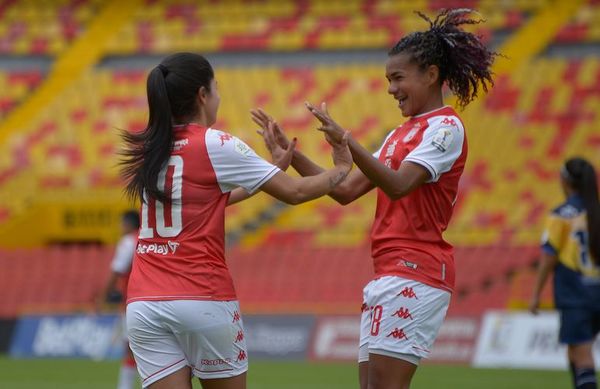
292, 149, 362, 205
347, 137, 411, 200
287, 167, 349, 204
533, 254, 556, 297
291, 150, 326, 176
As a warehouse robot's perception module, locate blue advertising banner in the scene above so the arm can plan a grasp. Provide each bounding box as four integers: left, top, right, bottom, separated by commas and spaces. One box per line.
9, 314, 125, 359
244, 315, 315, 360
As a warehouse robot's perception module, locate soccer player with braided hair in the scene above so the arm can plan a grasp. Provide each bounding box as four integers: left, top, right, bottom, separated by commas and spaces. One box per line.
252, 9, 497, 388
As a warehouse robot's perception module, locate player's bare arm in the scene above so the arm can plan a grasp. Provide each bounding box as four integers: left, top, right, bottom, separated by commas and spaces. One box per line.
529, 251, 559, 315
227, 122, 297, 206
306, 101, 429, 200
251, 108, 373, 204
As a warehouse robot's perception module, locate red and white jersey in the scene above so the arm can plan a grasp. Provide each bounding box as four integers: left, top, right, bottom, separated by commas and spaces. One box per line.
111, 233, 137, 275
371, 106, 467, 292
127, 124, 280, 304
111, 232, 137, 298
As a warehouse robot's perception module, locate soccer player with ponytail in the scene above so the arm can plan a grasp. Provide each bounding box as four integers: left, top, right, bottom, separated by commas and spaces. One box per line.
530, 158, 600, 389
120, 52, 352, 389
253, 9, 497, 388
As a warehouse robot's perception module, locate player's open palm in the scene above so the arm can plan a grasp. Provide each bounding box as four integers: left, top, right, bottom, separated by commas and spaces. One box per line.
256, 119, 297, 171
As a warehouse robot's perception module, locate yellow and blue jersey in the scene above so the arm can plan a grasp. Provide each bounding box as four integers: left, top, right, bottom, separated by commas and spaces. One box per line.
542, 195, 600, 309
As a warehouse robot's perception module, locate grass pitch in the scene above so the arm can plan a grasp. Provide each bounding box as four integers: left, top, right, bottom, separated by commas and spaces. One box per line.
0, 356, 573, 388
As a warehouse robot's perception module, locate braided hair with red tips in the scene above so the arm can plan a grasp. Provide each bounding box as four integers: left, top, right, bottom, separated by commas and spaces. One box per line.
389, 8, 499, 109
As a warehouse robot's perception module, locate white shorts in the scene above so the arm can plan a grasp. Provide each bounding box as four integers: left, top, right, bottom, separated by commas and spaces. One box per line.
126, 300, 248, 388
358, 276, 450, 365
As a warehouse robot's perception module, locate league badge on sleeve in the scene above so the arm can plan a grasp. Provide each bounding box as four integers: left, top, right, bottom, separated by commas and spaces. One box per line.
432, 127, 454, 152
234, 138, 252, 156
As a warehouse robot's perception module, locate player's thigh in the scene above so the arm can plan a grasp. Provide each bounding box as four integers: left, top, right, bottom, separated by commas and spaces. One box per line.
170, 300, 248, 382
199, 372, 246, 389
148, 366, 192, 389
359, 361, 369, 389
126, 301, 189, 387
368, 353, 417, 389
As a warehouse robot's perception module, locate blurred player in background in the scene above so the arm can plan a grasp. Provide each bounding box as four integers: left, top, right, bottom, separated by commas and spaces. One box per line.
253, 8, 497, 389
100, 210, 140, 389
120, 52, 352, 389
530, 157, 600, 389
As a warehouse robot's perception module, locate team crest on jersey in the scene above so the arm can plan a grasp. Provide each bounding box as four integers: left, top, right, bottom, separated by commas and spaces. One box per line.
234, 138, 251, 156
403, 123, 421, 143
432, 127, 454, 152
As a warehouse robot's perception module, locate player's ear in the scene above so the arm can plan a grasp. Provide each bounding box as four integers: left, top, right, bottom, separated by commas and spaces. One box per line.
426, 64, 440, 87
197, 86, 208, 105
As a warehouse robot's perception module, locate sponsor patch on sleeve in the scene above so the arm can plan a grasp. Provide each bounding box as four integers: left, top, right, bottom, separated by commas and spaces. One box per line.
234, 138, 252, 156
432, 127, 454, 152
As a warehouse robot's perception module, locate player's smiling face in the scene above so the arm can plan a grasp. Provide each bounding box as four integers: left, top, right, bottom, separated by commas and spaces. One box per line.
385, 52, 439, 117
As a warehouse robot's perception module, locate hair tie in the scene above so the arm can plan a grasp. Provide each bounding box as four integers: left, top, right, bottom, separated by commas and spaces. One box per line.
157, 64, 169, 77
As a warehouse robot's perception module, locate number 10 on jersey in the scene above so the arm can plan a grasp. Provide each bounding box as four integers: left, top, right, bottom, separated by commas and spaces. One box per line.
139, 156, 184, 238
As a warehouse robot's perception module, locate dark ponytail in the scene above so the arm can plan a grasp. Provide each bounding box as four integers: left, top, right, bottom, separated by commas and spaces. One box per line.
564, 158, 600, 263
389, 8, 498, 109
120, 53, 214, 203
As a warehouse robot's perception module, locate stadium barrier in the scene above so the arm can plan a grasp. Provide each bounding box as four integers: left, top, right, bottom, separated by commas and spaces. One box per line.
474, 311, 600, 370
7, 313, 478, 364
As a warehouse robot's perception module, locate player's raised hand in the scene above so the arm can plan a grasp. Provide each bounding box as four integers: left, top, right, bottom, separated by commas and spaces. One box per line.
250, 108, 290, 149
257, 119, 297, 171
305, 101, 347, 143
330, 131, 352, 172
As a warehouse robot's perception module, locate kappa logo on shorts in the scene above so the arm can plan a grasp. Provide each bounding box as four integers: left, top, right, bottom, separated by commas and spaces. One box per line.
386, 328, 408, 340
397, 287, 418, 299
235, 330, 244, 343
235, 350, 247, 362
201, 358, 231, 366
392, 307, 413, 320
232, 311, 241, 323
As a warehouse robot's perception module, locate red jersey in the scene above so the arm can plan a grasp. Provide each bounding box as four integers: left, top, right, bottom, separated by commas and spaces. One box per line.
127, 124, 279, 304
370, 106, 467, 292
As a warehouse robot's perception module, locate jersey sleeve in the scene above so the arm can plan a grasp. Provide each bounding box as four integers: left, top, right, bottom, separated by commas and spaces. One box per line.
540, 213, 569, 256
206, 129, 281, 194
110, 235, 136, 274
403, 116, 465, 182
372, 129, 396, 159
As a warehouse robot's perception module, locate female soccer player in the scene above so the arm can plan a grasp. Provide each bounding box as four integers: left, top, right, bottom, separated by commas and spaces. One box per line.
120, 52, 352, 389
530, 158, 600, 389
252, 9, 497, 388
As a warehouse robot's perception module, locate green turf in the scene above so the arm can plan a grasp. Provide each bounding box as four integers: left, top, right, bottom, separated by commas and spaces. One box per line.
0, 356, 574, 388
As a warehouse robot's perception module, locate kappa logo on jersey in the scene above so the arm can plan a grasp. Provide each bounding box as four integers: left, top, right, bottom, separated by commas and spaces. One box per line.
441, 117, 457, 127
173, 138, 189, 151
397, 287, 418, 299
136, 240, 180, 255
386, 327, 408, 340
361, 302, 369, 313
432, 127, 454, 152
235, 350, 247, 362
392, 307, 413, 320
219, 133, 233, 146
232, 310, 241, 323
403, 123, 421, 143
385, 139, 399, 157
235, 330, 244, 343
